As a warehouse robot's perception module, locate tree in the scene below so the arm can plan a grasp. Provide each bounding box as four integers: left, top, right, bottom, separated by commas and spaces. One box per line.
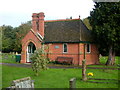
14, 21, 31, 53
83, 17, 92, 30
89, 2, 120, 65
1, 21, 31, 53
1, 25, 16, 52
30, 47, 49, 76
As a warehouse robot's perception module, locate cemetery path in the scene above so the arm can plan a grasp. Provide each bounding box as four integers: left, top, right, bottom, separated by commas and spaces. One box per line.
0, 63, 119, 70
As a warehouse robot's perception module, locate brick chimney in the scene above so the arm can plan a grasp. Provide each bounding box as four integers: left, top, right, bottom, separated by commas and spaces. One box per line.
32, 12, 45, 38
32, 13, 37, 32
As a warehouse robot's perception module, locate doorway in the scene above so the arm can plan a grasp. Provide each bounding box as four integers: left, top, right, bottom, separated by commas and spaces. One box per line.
27, 42, 36, 62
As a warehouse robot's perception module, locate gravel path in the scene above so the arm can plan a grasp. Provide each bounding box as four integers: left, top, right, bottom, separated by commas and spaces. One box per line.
0, 63, 119, 70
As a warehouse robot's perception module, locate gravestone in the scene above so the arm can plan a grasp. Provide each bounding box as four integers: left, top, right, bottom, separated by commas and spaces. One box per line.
7, 77, 34, 89
4, 55, 8, 60
69, 78, 76, 89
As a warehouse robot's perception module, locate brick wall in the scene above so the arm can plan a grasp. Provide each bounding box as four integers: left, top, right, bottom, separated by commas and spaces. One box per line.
21, 35, 99, 65
45, 43, 99, 65
21, 30, 41, 63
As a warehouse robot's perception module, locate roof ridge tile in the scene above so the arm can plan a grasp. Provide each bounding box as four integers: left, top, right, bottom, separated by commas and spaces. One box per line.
45, 18, 80, 22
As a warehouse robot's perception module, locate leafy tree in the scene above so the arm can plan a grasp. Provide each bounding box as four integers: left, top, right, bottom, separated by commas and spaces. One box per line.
1, 21, 31, 53
14, 21, 31, 53
30, 47, 49, 76
89, 2, 120, 65
83, 17, 92, 30
83, 17, 108, 56
1, 25, 15, 52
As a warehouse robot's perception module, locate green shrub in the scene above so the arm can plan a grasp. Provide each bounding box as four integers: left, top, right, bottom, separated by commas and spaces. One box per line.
30, 48, 49, 76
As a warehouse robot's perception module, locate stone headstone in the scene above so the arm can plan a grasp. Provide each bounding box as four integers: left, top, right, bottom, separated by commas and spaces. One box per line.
69, 78, 76, 89
8, 77, 34, 89
4, 55, 8, 60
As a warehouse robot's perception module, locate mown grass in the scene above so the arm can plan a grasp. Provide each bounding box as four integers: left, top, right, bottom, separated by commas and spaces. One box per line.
99, 56, 119, 65
0, 65, 2, 89
2, 65, 119, 88
1, 53, 119, 88
0, 53, 19, 64
87, 56, 119, 68
1, 53, 120, 69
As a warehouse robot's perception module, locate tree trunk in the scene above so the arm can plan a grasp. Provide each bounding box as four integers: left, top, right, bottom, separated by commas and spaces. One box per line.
105, 45, 115, 65
35, 71, 39, 76
82, 60, 87, 81
111, 50, 115, 65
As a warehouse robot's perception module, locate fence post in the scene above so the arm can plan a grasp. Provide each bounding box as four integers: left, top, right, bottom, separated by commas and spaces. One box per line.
69, 78, 76, 89
82, 60, 87, 81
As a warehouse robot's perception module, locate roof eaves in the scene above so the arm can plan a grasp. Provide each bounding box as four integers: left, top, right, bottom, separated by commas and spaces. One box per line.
42, 41, 93, 44
37, 32, 43, 40
30, 29, 42, 41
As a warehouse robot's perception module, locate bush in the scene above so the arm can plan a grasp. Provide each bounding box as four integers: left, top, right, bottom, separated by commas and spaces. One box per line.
30, 48, 49, 76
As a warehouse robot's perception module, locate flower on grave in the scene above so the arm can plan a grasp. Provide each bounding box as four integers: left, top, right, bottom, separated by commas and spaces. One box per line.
88, 72, 93, 76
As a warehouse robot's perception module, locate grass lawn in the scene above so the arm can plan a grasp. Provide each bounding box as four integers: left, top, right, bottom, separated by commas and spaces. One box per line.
2, 65, 119, 88
99, 56, 119, 65
0, 53, 17, 63
87, 56, 119, 68
1, 53, 119, 69
1, 53, 119, 88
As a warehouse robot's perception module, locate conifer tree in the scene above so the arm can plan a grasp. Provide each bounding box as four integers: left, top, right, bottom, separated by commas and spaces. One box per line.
89, 2, 120, 65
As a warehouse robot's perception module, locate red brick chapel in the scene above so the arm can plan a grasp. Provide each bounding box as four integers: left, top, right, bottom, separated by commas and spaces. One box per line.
21, 12, 99, 65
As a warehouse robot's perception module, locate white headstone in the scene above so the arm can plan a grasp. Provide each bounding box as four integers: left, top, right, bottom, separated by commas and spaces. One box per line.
11, 77, 34, 88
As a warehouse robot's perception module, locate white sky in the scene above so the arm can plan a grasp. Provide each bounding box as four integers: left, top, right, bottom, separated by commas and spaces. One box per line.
0, 0, 95, 27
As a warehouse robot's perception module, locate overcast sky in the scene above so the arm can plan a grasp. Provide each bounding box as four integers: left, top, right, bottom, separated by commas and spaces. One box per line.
0, 0, 95, 27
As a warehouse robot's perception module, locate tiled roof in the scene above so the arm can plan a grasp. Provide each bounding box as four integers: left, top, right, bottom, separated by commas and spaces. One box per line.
43, 19, 93, 43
